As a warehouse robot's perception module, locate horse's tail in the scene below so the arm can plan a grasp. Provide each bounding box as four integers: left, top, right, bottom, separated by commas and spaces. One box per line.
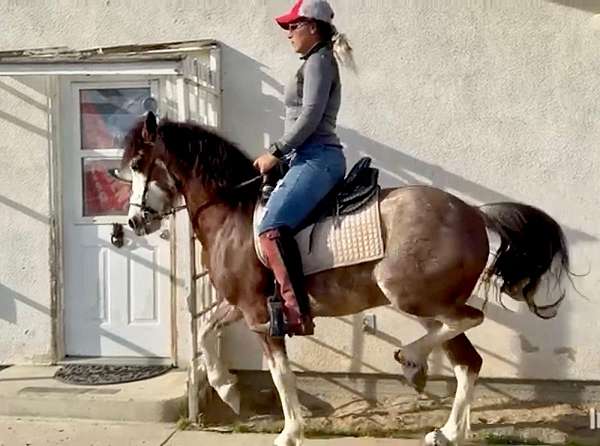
478, 202, 570, 319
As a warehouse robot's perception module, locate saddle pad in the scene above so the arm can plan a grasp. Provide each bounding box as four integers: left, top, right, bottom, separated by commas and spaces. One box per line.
254, 194, 385, 276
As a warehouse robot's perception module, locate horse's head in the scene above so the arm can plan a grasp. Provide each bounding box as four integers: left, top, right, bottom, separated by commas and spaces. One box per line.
122, 112, 261, 235
121, 112, 179, 236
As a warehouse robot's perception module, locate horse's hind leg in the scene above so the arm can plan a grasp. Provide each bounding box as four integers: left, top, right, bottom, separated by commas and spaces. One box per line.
424, 333, 482, 446
260, 336, 304, 446
394, 305, 483, 392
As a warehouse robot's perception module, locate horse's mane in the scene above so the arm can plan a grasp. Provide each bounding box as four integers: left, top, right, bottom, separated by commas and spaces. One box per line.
157, 119, 260, 207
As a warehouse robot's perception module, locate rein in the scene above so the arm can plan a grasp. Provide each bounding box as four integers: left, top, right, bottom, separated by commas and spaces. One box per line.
190, 175, 262, 223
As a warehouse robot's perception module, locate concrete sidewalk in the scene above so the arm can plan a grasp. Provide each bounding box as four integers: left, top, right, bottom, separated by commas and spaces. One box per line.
0, 366, 186, 422
0, 417, 422, 446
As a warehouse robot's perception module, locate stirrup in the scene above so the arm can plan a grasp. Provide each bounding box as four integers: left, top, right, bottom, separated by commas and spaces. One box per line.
267, 295, 286, 338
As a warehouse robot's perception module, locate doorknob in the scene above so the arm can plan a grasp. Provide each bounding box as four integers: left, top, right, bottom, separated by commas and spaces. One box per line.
160, 229, 170, 241
111, 223, 125, 248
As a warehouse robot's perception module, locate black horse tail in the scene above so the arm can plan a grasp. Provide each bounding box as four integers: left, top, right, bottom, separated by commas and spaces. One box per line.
478, 202, 570, 319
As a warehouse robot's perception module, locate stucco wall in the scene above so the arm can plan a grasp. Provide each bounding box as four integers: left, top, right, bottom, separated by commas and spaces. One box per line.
1, 0, 599, 379
0, 76, 54, 364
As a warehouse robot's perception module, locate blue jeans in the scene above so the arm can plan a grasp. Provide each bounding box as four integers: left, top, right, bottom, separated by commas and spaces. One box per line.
258, 143, 346, 234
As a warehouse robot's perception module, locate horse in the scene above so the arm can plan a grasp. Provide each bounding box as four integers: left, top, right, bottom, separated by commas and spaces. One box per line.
121, 112, 570, 446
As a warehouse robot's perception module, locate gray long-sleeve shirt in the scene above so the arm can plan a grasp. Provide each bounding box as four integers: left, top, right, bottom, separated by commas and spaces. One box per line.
271, 41, 342, 156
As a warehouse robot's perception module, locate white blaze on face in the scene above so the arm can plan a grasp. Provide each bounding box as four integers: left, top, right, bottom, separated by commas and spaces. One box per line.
127, 168, 149, 222
127, 159, 177, 236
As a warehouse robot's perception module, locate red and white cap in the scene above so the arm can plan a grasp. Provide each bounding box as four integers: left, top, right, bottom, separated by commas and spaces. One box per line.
275, 0, 335, 29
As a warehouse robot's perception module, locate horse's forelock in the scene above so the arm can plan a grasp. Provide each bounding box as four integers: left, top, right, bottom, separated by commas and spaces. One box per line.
122, 119, 147, 168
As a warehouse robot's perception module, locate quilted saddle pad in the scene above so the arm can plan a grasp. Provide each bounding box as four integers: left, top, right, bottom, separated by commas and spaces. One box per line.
254, 194, 385, 276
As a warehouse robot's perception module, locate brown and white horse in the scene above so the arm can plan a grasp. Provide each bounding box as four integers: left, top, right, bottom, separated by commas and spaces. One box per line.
121, 112, 570, 446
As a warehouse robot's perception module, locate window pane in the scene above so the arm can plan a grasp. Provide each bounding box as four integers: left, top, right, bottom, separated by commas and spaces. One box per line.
83, 158, 131, 216
80, 88, 151, 150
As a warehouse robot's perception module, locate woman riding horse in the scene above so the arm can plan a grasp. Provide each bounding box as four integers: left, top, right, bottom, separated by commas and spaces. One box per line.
253, 0, 353, 337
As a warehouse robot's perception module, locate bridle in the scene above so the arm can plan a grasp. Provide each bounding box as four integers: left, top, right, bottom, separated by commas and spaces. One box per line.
129, 159, 186, 223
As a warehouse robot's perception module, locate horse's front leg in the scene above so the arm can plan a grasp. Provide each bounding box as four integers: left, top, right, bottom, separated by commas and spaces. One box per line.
261, 336, 304, 446
198, 300, 244, 414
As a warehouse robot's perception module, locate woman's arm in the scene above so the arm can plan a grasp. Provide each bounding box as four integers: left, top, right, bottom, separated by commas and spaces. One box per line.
270, 53, 335, 157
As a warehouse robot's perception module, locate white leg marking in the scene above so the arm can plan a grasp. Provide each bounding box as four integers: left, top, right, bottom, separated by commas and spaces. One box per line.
267, 349, 304, 446
198, 303, 242, 414
396, 313, 482, 392
425, 364, 477, 446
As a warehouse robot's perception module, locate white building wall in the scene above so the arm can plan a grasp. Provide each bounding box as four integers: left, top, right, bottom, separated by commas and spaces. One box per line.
0, 76, 54, 364
0, 0, 598, 380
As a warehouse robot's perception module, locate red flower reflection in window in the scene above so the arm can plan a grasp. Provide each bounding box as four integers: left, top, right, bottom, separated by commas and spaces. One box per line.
83, 159, 131, 217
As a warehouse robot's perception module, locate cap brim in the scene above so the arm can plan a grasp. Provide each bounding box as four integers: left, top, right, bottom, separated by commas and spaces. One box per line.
275, 13, 302, 29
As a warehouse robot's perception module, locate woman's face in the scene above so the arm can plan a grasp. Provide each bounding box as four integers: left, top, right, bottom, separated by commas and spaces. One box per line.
287, 20, 319, 54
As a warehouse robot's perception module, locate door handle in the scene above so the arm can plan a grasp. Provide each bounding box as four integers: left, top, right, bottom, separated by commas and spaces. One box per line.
111, 223, 125, 248
159, 229, 170, 241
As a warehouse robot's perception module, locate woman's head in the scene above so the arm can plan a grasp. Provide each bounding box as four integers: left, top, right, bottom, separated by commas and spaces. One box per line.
276, 0, 335, 53
275, 0, 355, 70
284, 20, 318, 54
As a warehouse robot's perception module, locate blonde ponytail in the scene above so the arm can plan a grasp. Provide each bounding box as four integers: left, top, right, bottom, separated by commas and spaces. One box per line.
333, 32, 356, 72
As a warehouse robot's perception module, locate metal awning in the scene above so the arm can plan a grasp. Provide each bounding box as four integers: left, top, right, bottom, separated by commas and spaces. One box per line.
0, 40, 218, 75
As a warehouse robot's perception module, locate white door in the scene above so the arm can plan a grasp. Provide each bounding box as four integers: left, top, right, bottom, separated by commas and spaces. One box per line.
62, 80, 171, 358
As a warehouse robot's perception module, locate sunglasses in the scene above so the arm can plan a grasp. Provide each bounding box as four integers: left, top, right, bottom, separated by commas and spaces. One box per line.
288, 21, 310, 32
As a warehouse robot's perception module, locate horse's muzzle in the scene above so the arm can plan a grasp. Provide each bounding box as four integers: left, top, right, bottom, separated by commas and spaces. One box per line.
128, 214, 146, 236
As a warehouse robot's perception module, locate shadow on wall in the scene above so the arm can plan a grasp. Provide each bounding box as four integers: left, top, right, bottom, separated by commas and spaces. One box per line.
0, 194, 50, 225
0, 78, 50, 138
0, 283, 50, 325
219, 44, 285, 155
338, 126, 596, 246
547, 0, 600, 13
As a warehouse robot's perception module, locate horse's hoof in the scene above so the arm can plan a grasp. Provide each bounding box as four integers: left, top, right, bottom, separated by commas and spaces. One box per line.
273, 432, 303, 446
424, 428, 451, 446
394, 348, 428, 393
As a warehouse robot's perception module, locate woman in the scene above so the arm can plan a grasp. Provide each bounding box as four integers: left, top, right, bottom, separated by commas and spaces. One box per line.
254, 0, 353, 337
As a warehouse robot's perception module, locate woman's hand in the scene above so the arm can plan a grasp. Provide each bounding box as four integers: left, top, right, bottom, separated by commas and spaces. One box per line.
253, 153, 280, 174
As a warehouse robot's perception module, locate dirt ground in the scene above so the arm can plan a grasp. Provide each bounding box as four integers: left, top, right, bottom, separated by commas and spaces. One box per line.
200, 384, 599, 445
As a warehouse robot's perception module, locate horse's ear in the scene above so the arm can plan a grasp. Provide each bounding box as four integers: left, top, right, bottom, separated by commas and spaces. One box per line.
142, 111, 158, 143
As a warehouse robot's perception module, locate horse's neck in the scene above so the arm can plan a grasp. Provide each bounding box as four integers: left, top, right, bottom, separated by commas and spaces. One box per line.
181, 182, 253, 259
186, 197, 258, 300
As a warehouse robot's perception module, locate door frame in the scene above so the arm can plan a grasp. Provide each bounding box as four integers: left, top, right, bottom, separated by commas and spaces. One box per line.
0, 41, 222, 366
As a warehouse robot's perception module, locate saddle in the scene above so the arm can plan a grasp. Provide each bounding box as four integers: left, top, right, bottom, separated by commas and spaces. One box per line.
261, 156, 380, 227
255, 157, 384, 276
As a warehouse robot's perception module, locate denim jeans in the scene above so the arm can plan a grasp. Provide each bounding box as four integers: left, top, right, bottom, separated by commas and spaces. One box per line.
258, 143, 346, 234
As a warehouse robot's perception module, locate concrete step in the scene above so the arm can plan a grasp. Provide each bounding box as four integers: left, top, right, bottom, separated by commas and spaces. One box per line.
0, 366, 187, 422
